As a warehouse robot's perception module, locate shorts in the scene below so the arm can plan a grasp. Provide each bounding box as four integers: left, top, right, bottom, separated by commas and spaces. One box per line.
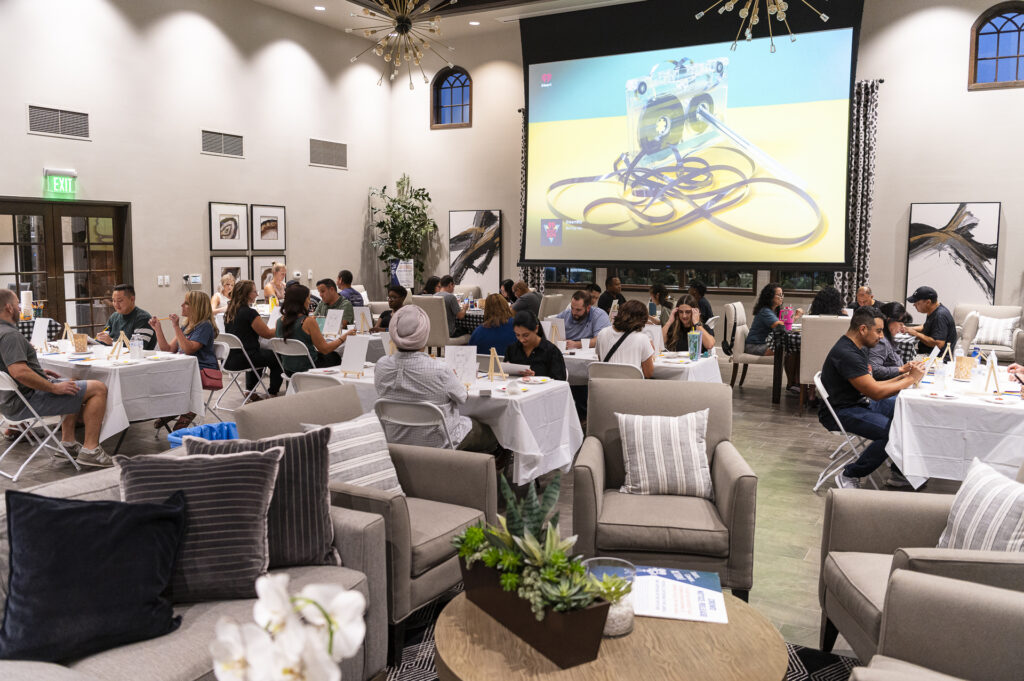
6, 380, 88, 421
744, 342, 769, 356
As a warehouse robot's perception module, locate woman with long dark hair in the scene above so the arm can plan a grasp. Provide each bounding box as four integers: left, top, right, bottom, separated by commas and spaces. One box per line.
500, 279, 517, 304
223, 279, 283, 399
594, 299, 655, 377
869, 302, 915, 380
503, 310, 566, 380
746, 282, 802, 390
649, 283, 672, 326
808, 285, 846, 316
664, 294, 716, 353
275, 284, 354, 374
470, 293, 516, 356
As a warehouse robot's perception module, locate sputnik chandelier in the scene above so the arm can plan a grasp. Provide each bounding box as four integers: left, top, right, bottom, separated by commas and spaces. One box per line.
695, 0, 830, 52
347, 0, 458, 89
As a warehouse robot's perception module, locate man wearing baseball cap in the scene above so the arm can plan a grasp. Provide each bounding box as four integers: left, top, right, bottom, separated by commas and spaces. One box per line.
904, 286, 957, 359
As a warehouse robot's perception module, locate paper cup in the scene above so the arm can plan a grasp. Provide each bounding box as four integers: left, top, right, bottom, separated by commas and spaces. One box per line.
581, 338, 591, 349
555, 340, 567, 352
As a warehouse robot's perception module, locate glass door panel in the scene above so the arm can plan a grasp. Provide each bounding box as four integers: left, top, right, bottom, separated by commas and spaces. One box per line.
59, 215, 117, 335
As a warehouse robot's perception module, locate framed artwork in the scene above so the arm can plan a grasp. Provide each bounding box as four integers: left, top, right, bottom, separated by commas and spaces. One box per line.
905, 202, 1000, 323
211, 256, 250, 290
209, 202, 248, 250
251, 204, 286, 251
449, 210, 501, 294
252, 255, 285, 294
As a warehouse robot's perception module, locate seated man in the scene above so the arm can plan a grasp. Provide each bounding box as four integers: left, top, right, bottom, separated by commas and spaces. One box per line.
820, 306, 925, 489
313, 278, 354, 327
597, 275, 626, 314
374, 305, 497, 453
584, 282, 602, 309
855, 285, 877, 309
904, 286, 956, 359
335, 269, 365, 308
371, 284, 406, 332
0, 290, 110, 466
510, 280, 542, 318
96, 284, 156, 350
435, 274, 468, 337
556, 290, 610, 350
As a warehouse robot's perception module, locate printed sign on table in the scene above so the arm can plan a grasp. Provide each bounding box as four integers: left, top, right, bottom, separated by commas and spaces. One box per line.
340, 335, 370, 373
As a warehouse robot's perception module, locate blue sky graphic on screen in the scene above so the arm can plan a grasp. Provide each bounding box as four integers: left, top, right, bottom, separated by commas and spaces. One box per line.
524, 28, 855, 265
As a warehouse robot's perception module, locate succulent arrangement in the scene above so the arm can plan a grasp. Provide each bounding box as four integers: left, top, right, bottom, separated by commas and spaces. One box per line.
453, 473, 631, 621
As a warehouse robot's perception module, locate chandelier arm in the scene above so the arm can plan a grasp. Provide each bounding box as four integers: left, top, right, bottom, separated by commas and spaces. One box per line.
411, 28, 455, 52
350, 42, 382, 62
695, 0, 728, 18
766, 0, 775, 50
799, 0, 826, 18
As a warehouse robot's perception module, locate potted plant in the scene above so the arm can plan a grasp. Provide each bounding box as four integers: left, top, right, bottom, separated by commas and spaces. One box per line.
368, 174, 437, 287
452, 473, 629, 669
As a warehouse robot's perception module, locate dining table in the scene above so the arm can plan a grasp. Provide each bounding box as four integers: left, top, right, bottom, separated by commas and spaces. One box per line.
562, 347, 722, 385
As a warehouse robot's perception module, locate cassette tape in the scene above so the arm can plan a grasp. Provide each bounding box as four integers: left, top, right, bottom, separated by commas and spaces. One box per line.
625, 57, 729, 162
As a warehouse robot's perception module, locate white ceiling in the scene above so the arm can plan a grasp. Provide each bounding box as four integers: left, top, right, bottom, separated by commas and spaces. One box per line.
251, 0, 644, 39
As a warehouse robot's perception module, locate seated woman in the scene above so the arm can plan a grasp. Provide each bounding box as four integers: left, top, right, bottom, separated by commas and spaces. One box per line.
648, 283, 672, 326
594, 299, 655, 378
211, 273, 234, 315
663, 295, 716, 353
422, 276, 441, 295
503, 310, 567, 381
471, 293, 516, 356
263, 262, 287, 302
870, 302, 916, 380
500, 279, 517, 305
150, 291, 220, 431
275, 284, 355, 374
223, 279, 283, 400
745, 282, 801, 391
808, 285, 846, 316
371, 284, 406, 332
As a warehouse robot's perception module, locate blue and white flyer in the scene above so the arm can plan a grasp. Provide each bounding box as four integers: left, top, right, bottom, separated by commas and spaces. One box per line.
632, 567, 729, 624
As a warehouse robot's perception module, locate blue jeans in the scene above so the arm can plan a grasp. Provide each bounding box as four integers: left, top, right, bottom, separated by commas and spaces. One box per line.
833, 396, 897, 479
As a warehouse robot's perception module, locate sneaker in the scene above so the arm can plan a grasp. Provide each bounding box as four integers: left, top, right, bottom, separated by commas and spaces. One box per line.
51, 442, 80, 463
77, 446, 113, 468
885, 470, 913, 489
835, 472, 861, 489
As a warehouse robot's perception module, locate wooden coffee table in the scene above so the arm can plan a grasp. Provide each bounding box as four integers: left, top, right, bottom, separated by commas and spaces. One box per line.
435, 592, 788, 681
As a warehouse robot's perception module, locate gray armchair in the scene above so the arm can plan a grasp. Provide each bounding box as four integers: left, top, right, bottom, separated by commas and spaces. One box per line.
234, 386, 498, 666
573, 379, 757, 599
849, 570, 1024, 681
953, 303, 1023, 363
818, 466, 1024, 662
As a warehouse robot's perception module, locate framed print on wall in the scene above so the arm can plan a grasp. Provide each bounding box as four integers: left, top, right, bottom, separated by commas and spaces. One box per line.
252, 254, 285, 294
449, 210, 501, 294
251, 204, 286, 251
211, 256, 250, 291
209, 202, 249, 250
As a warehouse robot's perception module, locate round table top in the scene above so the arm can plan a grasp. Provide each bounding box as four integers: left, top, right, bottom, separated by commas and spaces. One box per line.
434, 592, 788, 681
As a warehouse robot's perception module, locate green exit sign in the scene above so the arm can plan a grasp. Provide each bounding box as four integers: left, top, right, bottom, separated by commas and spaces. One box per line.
45, 174, 76, 197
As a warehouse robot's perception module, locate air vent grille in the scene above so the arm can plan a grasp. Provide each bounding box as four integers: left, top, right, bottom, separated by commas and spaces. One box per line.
310, 138, 347, 169
201, 130, 244, 157
28, 105, 90, 138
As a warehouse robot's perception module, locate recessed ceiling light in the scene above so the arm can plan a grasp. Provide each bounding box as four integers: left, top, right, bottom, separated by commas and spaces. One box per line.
313, 5, 326, 10
469, 21, 480, 25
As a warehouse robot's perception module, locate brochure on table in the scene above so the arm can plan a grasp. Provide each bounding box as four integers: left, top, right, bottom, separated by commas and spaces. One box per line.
340, 335, 370, 372
353, 307, 373, 334
632, 566, 728, 624
323, 309, 344, 338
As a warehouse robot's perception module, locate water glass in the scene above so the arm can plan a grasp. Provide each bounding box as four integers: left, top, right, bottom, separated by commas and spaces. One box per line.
582, 557, 636, 637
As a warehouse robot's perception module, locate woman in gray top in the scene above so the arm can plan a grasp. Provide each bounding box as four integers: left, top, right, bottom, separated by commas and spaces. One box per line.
870, 302, 914, 380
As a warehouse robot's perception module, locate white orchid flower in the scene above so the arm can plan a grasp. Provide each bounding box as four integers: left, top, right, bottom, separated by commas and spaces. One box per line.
296, 585, 367, 661
260, 627, 339, 681
254, 574, 293, 634
210, 617, 274, 681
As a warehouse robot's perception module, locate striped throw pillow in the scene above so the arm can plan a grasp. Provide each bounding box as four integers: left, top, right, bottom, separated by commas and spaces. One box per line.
115, 449, 283, 603
183, 428, 338, 569
938, 458, 1024, 551
974, 314, 1019, 347
303, 414, 404, 496
616, 410, 714, 500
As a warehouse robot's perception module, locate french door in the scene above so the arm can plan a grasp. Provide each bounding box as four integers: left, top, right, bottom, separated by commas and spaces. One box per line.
0, 199, 128, 335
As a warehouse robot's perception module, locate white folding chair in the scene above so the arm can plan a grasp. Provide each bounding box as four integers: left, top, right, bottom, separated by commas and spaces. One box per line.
291, 372, 342, 394
0, 372, 80, 481
588, 362, 644, 380
200, 342, 228, 423
215, 313, 225, 333
373, 398, 455, 449
215, 332, 268, 411
705, 315, 720, 331
812, 371, 877, 491
270, 337, 316, 392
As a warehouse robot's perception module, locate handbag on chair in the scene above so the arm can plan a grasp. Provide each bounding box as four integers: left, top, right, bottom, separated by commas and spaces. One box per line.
200, 368, 223, 391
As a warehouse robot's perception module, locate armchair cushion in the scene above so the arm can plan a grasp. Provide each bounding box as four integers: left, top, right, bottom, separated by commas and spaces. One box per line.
616, 410, 713, 499
822, 551, 893, 647
407, 498, 483, 577
938, 459, 1024, 551
596, 490, 729, 557
975, 314, 1019, 347
303, 415, 403, 496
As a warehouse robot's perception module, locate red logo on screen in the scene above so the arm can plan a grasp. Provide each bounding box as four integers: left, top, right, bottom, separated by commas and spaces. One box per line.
541, 219, 562, 245
540, 73, 552, 88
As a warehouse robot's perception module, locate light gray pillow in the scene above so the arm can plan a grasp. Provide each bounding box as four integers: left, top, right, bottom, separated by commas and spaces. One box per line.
616, 410, 714, 500
303, 413, 404, 496
115, 448, 283, 603
938, 458, 1024, 551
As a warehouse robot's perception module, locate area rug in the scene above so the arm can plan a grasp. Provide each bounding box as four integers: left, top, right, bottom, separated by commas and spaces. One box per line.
386, 587, 860, 681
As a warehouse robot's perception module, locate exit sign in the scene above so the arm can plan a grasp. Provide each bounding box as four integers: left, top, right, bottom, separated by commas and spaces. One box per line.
45, 175, 76, 196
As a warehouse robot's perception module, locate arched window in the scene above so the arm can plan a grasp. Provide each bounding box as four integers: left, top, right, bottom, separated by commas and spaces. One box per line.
431, 66, 472, 129
971, 2, 1024, 90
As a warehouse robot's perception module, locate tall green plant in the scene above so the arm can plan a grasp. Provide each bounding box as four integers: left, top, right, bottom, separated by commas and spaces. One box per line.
369, 174, 437, 281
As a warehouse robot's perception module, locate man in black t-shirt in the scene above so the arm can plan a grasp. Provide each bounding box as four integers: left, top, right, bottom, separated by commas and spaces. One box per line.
597, 276, 626, 314
905, 286, 957, 359
819, 307, 925, 489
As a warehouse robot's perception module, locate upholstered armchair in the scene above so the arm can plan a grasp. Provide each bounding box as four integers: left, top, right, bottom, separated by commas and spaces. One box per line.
797, 315, 851, 405
818, 467, 1024, 662
849, 571, 1024, 681
952, 303, 1023, 363
723, 302, 774, 387
573, 379, 757, 599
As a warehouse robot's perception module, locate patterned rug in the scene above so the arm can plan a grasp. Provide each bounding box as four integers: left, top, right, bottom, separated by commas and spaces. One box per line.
386, 588, 860, 681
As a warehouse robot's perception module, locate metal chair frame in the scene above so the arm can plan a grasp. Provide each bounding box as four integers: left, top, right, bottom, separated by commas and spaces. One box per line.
0, 372, 80, 481
374, 398, 455, 449
214, 332, 269, 411
812, 371, 877, 491
270, 337, 317, 392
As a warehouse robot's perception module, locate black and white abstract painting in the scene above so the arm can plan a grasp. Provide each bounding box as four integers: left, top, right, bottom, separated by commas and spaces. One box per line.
449, 210, 501, 294
905, 202, 1000, 323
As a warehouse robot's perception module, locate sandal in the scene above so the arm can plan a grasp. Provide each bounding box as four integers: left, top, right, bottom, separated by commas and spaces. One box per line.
172, 412, 197, 431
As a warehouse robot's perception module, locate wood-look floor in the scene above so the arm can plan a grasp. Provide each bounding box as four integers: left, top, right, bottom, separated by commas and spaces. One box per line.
0, 358, 959, 658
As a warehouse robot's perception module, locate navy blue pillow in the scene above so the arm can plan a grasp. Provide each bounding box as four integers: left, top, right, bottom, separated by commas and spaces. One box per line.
0, 489, 186, 662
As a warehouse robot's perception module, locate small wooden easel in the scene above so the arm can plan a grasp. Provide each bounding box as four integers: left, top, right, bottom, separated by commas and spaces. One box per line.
61, 323, 73, 342
107, 331, 131, 359
984, 353, 1001, 394
487, 347, 506, 382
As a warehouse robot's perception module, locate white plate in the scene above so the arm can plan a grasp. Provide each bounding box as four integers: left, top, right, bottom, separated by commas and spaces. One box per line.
922, 392, 958, 400
498, 385, 528, 393
520, 376, 550, 384
313, 368, 338, 374
69, 351, 93, 357
146, 355, 175, 361
984, 395, 1020, 405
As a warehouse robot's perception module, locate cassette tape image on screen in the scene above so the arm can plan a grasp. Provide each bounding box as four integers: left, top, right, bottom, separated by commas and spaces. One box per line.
626, 57, 728, 162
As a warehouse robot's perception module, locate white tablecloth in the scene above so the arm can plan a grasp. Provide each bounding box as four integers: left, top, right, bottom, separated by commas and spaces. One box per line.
39, 349, 205, 442
289, 368, 583, 484
886, 384, 1024, 488
562, 348, 722, 385
261, 332, 387, 362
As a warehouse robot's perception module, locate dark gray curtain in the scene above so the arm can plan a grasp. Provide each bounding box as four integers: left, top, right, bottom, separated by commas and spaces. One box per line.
835, 79, 881, 303
518, 107, 545, 292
